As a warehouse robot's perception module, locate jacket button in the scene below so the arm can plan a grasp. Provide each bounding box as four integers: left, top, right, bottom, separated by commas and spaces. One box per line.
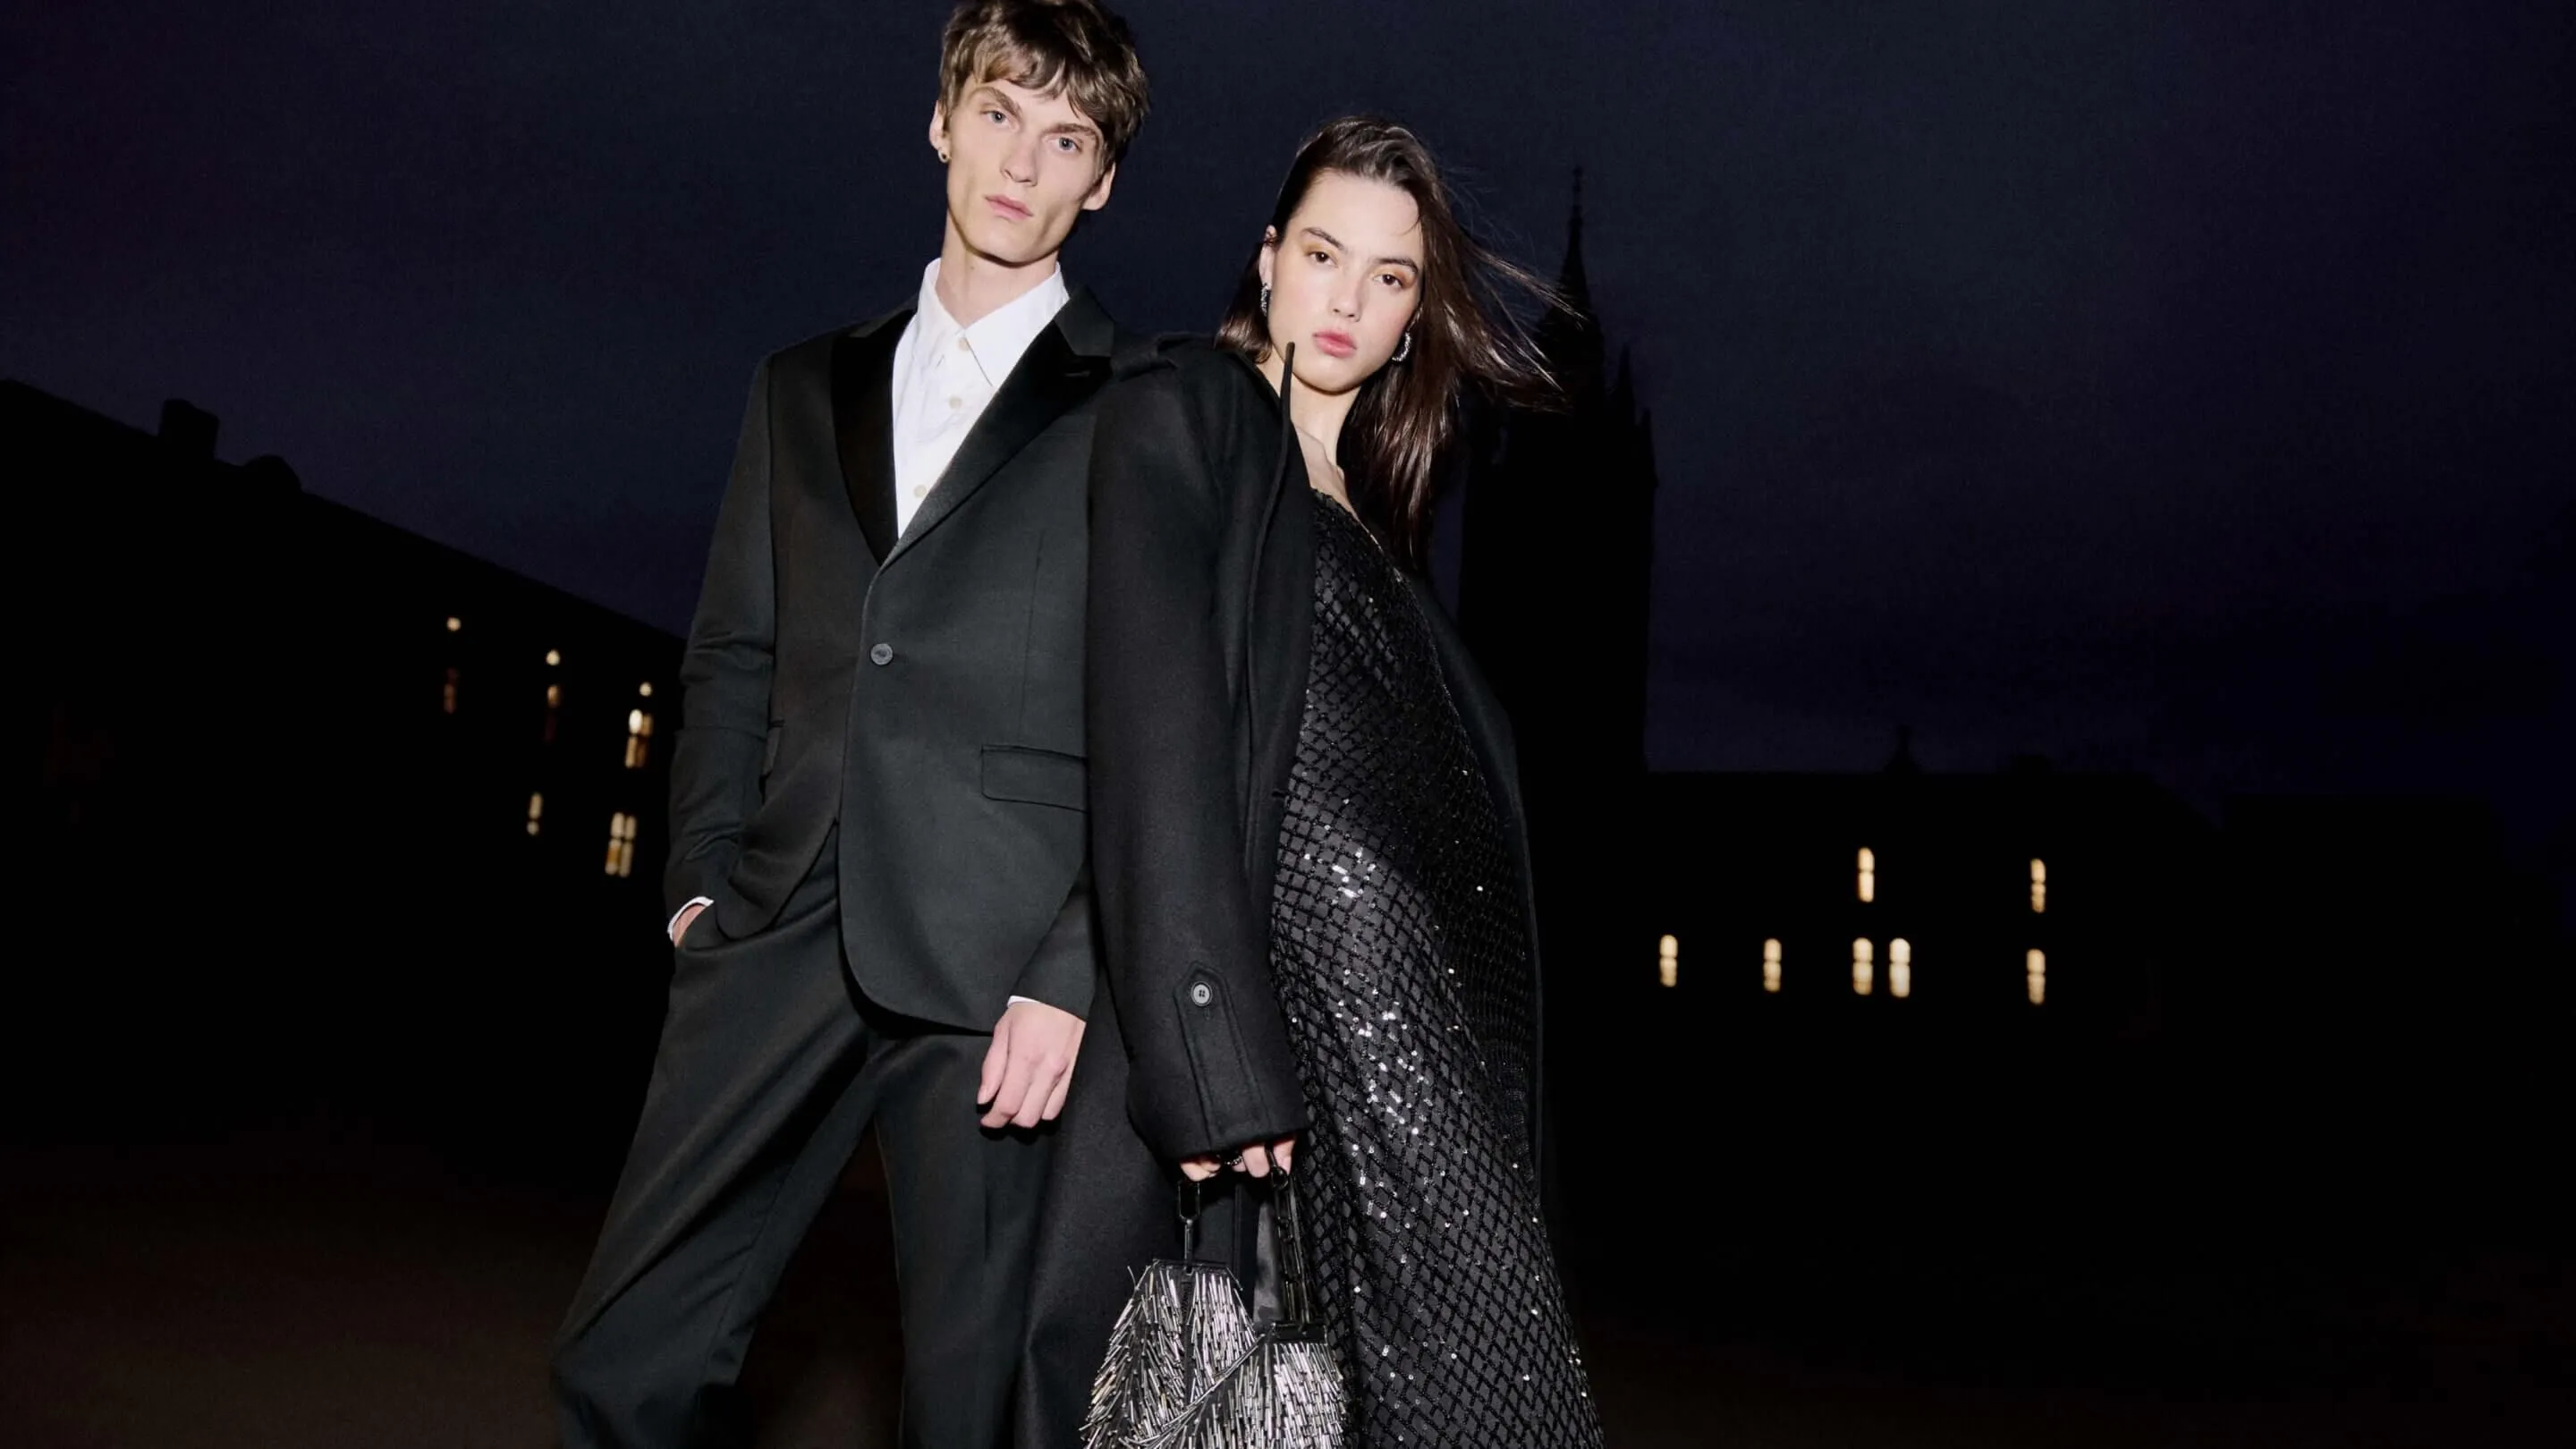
869, 643, 894, 666
1190, 982, 1213, 1006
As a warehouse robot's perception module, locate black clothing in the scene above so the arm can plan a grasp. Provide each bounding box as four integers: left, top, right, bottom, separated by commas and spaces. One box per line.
665, 294, 1115, 1030
558, 291, 1126, 1449
1271, 491, 1599, 1445
1016, 341, 1554, 1446
555, 843, 1050, 1449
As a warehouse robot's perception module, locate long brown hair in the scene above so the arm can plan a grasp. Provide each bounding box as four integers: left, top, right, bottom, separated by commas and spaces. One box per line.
1216, 116, 1563, 568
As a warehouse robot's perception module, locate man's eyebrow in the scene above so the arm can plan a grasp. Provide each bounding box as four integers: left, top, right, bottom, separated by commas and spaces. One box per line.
1301, 225, 1419, 273
968, 84, 1021, 117
1041, 117, 1101, 142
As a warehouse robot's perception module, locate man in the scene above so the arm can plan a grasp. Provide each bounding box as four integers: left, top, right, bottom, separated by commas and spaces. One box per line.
551, 4, 1147, 1444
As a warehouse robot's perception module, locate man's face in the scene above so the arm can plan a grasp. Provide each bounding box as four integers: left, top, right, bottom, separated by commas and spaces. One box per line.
930, 77, 1116, 267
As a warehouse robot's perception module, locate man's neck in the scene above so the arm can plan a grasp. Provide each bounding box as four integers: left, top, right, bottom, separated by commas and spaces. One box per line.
934, 222, 1061, 329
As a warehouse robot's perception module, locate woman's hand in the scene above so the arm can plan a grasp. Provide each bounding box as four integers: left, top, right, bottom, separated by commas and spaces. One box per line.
1179, 1135, 1298, 1182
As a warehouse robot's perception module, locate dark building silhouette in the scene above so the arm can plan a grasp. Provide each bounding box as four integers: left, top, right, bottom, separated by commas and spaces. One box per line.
12, 378, 679, 1162
1457, 176, 1661, 1072
1632, 746, 2203, 1038
1444, 197, 2569, 1284
1459, 174, 1659, 784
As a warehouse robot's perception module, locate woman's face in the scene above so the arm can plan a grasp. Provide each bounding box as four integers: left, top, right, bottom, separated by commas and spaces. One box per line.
1258, 170, 1424, 396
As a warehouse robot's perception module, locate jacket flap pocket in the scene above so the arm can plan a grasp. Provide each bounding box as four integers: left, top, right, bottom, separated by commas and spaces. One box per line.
979, 744, 1087, 811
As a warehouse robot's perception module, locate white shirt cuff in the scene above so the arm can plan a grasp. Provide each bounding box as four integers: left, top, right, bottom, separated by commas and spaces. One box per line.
669, 896, 714, 942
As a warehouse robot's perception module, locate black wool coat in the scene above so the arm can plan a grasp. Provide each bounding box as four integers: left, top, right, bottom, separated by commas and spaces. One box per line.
1015, 337, 1546, 1445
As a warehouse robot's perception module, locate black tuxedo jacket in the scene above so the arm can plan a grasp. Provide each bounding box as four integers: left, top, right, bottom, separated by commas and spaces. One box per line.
665, 288, 1127, 1030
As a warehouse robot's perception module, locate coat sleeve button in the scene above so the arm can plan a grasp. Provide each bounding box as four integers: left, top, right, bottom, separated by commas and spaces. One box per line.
869, 643, 894, 665
1189, 982, 1213, 1006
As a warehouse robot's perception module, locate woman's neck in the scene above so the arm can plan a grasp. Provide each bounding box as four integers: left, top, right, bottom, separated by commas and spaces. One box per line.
1258, 351, 1360, 480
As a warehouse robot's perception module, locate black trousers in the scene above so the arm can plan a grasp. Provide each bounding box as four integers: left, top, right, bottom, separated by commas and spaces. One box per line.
554, 844, 1052, 1448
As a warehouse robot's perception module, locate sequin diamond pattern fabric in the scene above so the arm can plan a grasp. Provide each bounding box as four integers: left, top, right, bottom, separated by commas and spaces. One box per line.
1268, 493, 1602, 1446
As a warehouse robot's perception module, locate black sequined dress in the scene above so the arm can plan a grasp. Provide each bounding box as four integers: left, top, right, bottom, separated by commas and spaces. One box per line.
1268, 492, 1602, 1447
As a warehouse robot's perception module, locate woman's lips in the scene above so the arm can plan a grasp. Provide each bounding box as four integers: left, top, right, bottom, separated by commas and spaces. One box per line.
1313, 330, 1358, 359
985, 194, 1031, 220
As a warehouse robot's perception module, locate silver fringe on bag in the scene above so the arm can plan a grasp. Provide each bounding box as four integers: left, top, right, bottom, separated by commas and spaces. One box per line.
1081, 1179, 1345, 1448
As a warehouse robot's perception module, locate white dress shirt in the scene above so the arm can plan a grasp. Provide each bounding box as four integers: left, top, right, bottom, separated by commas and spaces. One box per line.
888, 258, 1072, 534
672, 260, 1073, 1017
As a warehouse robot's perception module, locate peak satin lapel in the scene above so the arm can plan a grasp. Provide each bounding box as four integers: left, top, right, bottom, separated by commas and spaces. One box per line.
832, 318, 908, 563
886, 324, 1107, 563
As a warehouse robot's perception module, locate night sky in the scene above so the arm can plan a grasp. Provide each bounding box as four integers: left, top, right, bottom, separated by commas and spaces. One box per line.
7, 2, 2569, 894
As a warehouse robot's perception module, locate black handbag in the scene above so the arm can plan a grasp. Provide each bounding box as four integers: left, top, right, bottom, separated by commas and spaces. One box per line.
1080, 1170, 1345, 1448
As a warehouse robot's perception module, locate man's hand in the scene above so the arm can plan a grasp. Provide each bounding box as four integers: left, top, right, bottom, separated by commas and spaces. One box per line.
1179, 1136, 1298, 1182
978, 999, 1086, 1129
669, 901, 708, 946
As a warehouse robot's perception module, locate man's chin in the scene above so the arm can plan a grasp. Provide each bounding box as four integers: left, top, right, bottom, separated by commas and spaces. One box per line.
956, 219, 1071, 271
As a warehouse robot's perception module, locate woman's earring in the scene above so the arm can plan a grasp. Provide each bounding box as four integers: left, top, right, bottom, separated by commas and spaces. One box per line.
1393, 330, 1413, 364
1259, 284, 1271, 314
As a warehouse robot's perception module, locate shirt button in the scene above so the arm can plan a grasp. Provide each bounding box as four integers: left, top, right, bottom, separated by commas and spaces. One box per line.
869, 643, 894, 666
1190, 982, 1213, 1006
911, 483, 928, 499
947, 395, 963, 410
956, 335, 973, 353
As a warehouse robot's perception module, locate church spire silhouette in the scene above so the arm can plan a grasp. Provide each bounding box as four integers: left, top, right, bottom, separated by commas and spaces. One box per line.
1453, 165, 1663, 995
1537, 168, 1606, 408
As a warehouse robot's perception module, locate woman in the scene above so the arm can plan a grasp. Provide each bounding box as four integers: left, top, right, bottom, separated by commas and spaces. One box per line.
1017, 116, 1601, 1447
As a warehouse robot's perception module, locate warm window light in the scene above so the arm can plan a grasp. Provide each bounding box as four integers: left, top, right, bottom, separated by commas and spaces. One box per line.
1852, 938, 1875, 996
1657, 934, 1679, 988
638, 682, 654, 699
2026, 948, 2047, 1005
624, 709, 656, 769
2030, 858, 2047, 914
1889, 938, 1912, 998
1761, 938, 1782, 994
443, 666, 459, 715
1857, 847, 1877, 903
545, 649, 563, 666
445, 616, 462, 632
606, 812, 639, 877
526, 792, 545, 837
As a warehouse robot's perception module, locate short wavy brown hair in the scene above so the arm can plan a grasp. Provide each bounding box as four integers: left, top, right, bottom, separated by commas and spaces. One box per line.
939, 0, 1148, 170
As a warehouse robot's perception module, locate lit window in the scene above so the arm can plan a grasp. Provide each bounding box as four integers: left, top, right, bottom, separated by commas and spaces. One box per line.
638, 682, 655, 699
445, 615, 462, 633
1852, 938, 1875, 996
443, 666, 459, 715
546, 648, 563, 667
2026, 948, 2046, 1005
1657, 934, 1678, 988
606, 812, 639, 877
1761, 938, 1782, 994
526, 792, 545, 837
546, 683, 564, 709
624, 708, 656, 768
1889, 938, 1912, 999
1857, 847, 1876, 903
2029, 858, 2047, 914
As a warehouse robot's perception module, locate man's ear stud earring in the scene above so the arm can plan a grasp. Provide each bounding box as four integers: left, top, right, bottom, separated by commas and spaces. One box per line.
937, 148, 950, 164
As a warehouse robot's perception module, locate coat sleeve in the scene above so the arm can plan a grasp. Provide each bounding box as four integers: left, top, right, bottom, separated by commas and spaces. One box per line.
663, 360, 777, 921
1086, 366, 1309, 1161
